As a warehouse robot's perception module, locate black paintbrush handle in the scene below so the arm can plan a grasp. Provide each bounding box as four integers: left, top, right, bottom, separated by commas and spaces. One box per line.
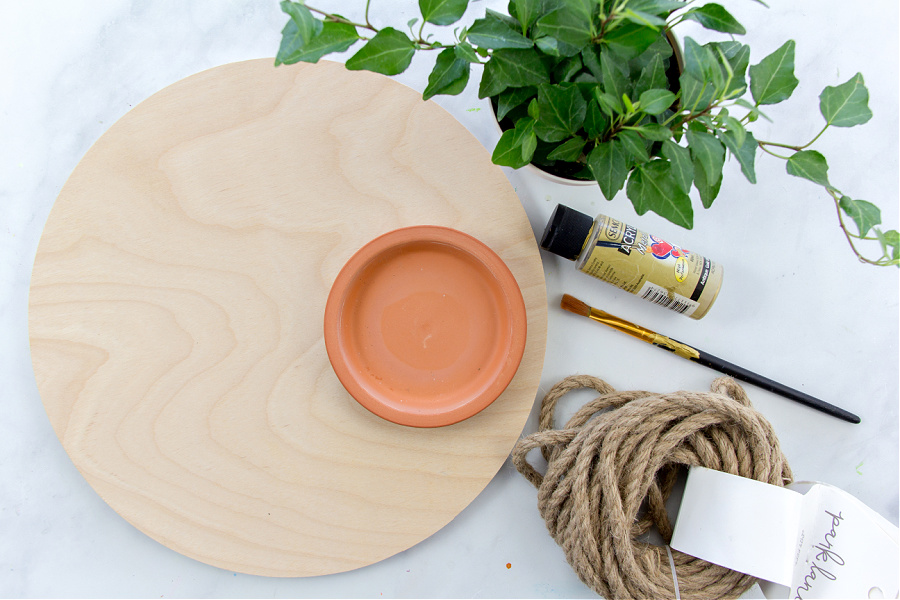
689, 349, 861, 424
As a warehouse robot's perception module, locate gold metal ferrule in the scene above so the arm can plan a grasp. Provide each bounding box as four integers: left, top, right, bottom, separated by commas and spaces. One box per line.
587, 307, 700, 360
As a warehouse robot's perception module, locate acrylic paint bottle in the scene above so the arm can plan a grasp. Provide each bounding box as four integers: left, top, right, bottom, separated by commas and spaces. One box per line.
540, 204, 723, 319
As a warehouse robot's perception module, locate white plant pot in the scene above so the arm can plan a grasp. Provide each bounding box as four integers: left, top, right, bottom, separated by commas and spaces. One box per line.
522, 162, 597, 186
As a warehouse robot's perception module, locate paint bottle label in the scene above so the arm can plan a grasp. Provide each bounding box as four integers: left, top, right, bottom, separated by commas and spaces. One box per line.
539, 204, 723, 319
579, 214, 722, 319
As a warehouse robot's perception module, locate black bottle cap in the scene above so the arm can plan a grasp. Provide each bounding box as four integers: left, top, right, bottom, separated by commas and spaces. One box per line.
540, 204, 594, 261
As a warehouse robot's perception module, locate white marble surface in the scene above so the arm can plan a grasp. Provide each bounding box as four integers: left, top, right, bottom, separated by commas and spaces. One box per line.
1, 1, 897, 597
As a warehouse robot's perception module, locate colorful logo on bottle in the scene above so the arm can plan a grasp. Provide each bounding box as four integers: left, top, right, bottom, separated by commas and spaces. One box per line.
649, 235, 690, 260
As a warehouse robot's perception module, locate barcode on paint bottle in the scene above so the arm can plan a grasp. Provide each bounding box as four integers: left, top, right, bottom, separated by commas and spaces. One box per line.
638, 281, 699, 316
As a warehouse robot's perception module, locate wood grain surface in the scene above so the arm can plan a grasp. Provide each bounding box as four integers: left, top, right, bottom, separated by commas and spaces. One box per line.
28, 59, 548, 577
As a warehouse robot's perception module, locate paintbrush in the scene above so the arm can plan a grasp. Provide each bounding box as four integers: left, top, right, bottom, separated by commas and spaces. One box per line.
560, 294, 861, 424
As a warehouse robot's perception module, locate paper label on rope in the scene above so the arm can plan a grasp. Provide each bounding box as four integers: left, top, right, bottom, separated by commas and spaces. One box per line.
670, 467, 899, 599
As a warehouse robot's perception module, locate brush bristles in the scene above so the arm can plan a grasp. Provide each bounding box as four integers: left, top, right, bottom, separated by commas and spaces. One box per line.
560, 294, 592, 317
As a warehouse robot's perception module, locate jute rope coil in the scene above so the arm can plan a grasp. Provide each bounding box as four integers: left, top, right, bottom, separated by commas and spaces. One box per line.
511, 375, 793, 600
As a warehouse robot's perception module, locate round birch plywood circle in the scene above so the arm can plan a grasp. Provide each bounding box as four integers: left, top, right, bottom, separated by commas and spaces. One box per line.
28, 59, 547, 577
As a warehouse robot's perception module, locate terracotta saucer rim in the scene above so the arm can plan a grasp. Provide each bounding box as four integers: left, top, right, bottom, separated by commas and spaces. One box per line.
323, 225, 527, 428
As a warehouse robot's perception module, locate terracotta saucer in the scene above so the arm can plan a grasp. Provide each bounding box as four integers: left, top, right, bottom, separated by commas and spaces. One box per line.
324, 226, 527, 427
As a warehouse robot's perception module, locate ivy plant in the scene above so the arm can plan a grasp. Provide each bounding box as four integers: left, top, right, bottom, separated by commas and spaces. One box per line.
275, 0, 898, 266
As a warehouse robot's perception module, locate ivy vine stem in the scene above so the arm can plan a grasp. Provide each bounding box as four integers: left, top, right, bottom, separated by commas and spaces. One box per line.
306, 5, 375, 32
364, 0, 373, 29
275, 0, 897, 268
665, 0, 700, 28
757, 124, 830, 153
829, 188, 884, 265
304, 4, 449, 50
758, 143, 791, 160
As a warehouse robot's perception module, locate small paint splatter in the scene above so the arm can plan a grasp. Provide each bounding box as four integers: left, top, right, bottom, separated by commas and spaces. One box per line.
856, 461, 864, 475
466, 107, 481, 112
506, 563, 512, 569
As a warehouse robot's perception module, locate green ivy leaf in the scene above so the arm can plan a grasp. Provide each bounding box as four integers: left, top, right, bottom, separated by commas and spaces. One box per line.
479, 48, 549, 98
631, 123, 672, 141
485, 7, 521, 28
638, 88, 676, 115
682, 37, 722, 90
492, 118, 537, 168
454, 41, 481, 63
622, 9, 667, 28
628, 0, 692, 14
423, 47, 470, 100
496, 86, 537, 119
687, 128, 725, 208
721, 115, 746, 148
633, 54, 667, 98
467, 13, 533, 49
419, 0, 469, 25
275, 2, 324, 66
547, 136, 586, 161
534, 35, 581, 57
534, 8, 593, 52
280, 20, 359, 64
588, 140, 629, 200
709, 41, 750, 96
819, 73, 873, 128
603, 23, 660, 60
718, 129, 757, 184
581, 47, 603, 80
554, 55, 584, 82
681, 4, 746, 35
692, 159, 722, 208
518, 125, 538, 163
680, 73, 715, 113
534, 83, 588, 142
345, 27, 415, 75
631, 33, 674, 68
593, 91, 622, 116
839, 197, 881, 237
281, 1, 321, 37
275, 22, 308, 66
565, 0, 595, 21
583, 101, 609, 138
749, 40, 799, 106
880, 230, 900, 262
786, 150, 830, 187
572, 70, 597, 84
512, 0, 541, 33
627, 160, 694, 228
617, 130, 650, 165
661, 140, 694, 194
600, 49, 629, 105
